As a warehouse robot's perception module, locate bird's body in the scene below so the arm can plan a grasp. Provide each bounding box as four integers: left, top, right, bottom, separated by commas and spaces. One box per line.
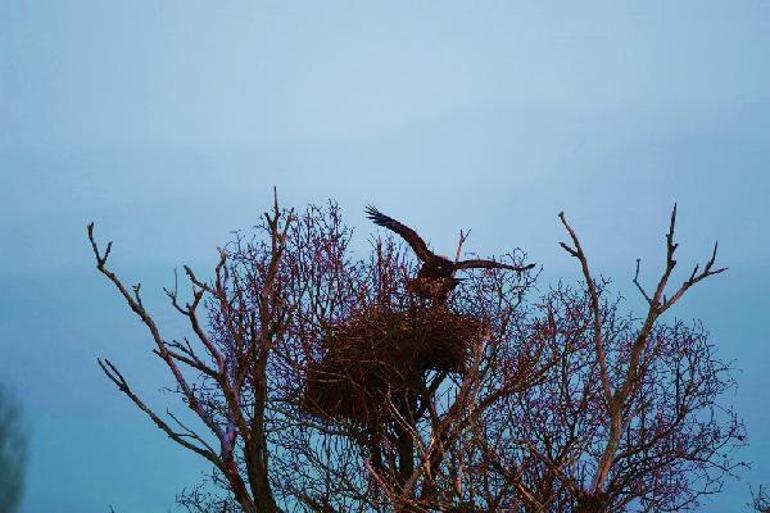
406, 276, 460, 302
365, 206, 534, 302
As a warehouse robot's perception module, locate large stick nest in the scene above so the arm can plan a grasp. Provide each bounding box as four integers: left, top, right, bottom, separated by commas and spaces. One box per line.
302, 305, 482, 427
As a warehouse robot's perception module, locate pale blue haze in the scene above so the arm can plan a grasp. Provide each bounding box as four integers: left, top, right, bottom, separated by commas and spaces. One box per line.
1, 1, 769, 512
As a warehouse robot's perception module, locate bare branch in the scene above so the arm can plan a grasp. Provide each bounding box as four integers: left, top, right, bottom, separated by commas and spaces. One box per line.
633, 259, 653, 305
661, 240, 727, 313
558, 211, 613, 407
454, 228, 471, 263
97, 358, 221, 466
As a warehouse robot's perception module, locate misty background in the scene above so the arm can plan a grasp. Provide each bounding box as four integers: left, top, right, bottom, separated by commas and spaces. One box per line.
1, 1, 769, 511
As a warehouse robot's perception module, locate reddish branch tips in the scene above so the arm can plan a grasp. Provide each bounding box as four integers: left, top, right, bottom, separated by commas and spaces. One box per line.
88, 202, 742, 513
557, 205, 733, 506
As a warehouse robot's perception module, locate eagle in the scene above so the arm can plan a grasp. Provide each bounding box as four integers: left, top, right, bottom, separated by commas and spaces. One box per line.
365, 206, 535, 302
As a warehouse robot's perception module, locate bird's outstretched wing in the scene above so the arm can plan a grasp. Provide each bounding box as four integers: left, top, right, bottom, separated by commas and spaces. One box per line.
365, 206, 434, 262
455, 259, 536, 272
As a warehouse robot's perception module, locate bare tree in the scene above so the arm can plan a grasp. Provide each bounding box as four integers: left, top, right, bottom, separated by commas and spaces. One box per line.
89, 198, 743, 513
89, 191, 295, 513
0, 386, 26, 513
471, 206, 743, 512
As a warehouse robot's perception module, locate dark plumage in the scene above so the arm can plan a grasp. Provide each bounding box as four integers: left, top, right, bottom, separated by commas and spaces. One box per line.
365, 206, 534, 301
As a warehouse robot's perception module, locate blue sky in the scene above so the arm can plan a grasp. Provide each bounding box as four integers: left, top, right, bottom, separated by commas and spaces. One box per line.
1, 1, 769, 511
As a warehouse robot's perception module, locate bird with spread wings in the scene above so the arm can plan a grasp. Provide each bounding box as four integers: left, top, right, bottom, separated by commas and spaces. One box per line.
365, 206, 534, 302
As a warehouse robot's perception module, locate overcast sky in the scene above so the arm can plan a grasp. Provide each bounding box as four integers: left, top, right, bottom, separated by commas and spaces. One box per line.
1, 1, 769, 512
